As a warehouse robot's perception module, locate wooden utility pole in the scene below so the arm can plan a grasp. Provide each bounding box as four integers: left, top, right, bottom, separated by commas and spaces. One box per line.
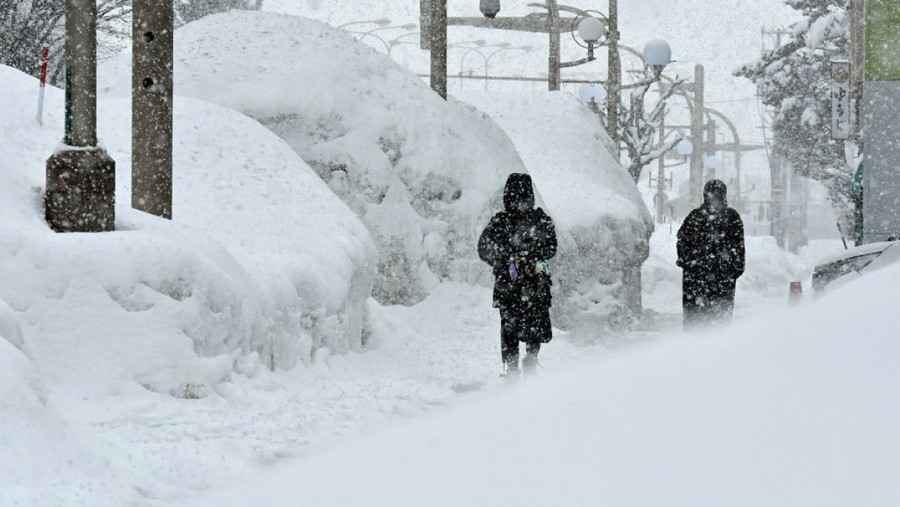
132, 0, 174, 219
430, 0, 448, 99
45, 0, 116, 232
606, 0, 620, 147
689, 64, 705, 206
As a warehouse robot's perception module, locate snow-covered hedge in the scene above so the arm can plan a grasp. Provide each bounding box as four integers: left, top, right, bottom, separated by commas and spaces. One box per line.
0, 65, 374, 395
459, 90, 654, 333
100, 11, 529, 305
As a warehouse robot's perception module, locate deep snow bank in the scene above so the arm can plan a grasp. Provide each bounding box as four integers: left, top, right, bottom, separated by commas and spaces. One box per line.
459, 90, 654, 332
100, 11, 529, 305
0, 65, 374, 398
184, 260, 900, 507
0, 339, 140, 507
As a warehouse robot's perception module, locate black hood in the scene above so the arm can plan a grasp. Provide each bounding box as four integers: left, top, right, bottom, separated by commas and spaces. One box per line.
703, 179, 728, 208
503, 173, 535, 213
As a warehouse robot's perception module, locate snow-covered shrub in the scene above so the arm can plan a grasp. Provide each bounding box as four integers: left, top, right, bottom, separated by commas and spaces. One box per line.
100, 11, 528, 306
0, 65, 374, 395
458, 91, 655, 334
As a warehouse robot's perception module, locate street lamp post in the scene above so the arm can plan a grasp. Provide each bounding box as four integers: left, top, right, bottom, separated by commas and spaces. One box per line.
607, 0, 620, 145
45, 0, 116, 232
690, 64, 705, 206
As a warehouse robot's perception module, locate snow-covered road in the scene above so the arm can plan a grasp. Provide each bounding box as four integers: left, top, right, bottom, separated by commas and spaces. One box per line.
177, 263, 900, 507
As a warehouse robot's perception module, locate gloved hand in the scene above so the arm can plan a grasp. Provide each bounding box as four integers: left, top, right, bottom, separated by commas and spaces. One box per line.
508, 259, 520, 282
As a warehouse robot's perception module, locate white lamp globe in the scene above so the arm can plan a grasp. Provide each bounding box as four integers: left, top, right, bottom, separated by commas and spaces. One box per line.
480, 0, 501, 18
577, 17, 606, 43
676, 139, 693, 156
579, 84, 607, 105
643, 39, 672, 67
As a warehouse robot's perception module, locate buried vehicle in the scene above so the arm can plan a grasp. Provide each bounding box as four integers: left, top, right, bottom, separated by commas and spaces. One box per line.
812, 241, 900, 293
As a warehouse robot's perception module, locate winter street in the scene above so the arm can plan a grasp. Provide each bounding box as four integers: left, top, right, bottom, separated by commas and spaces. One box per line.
173, 240, 899, 507
3, 0, 899, 506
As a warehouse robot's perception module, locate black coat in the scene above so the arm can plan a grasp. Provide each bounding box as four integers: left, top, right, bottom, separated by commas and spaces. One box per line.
677, 195, 745, 325
478, 174, 558, 311
677, 205, 745, 281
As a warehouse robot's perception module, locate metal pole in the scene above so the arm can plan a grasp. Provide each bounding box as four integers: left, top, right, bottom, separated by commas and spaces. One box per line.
706, 119, 717, 181
606, 0, 620, 147
735, 150, 743, 212
689, 64, 705, 206
849, 0, 865, 244
548, 0, 561, 91
133, 0, 174, 219
430, 0, 448, 99
64, 0, 98, 147
656, 103, 667, 223
46, 0, 116, 232
420, 0, 432, 50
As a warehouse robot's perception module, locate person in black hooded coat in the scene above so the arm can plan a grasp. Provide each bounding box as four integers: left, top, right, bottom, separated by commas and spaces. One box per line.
478, 174, 558, 375
677, 179, 746, 329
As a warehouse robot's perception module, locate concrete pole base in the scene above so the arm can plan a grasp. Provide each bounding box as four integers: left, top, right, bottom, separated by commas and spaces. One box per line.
45, 148, 116, 232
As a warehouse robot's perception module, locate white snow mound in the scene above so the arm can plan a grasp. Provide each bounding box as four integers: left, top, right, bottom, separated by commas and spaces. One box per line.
0, 339, 140, 507
100, 11, 529, 305
0, 64, 375, 399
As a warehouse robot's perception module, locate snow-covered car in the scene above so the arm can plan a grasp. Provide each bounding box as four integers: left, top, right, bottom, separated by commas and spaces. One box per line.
812, 241, 900, 293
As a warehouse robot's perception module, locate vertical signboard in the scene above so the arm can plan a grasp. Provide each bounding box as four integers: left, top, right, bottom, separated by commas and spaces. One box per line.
831, 60, 851, 140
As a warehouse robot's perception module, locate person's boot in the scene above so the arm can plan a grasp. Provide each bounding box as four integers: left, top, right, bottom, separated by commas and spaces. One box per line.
522, 353, 539, 376
500, 358, 520, 381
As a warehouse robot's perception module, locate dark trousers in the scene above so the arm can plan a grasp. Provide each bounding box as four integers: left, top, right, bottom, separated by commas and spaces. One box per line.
683, 272, 737, 329
500, 309, 545, 370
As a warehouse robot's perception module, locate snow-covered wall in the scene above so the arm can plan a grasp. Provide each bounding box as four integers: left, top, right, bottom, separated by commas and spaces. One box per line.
100, 11, 529, 306
0, 65, 375, 396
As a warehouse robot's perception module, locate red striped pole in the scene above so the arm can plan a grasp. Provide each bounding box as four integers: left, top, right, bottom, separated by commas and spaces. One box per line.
36, 47, 49, 125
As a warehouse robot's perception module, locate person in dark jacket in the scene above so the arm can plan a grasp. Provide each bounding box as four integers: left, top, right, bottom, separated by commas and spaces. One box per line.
677, 179, 745, 329
478, 174, 558, 376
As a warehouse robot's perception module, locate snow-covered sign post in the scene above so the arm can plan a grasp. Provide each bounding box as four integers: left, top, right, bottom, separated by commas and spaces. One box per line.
863, 0, 900, 242
133, 0, 174, 219
45, 0, 116, 233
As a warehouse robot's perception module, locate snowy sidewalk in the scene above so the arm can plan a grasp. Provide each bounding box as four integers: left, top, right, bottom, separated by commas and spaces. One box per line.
173, 263, 900, 507
55, 244, 823, 506
59, 284, 604, 504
